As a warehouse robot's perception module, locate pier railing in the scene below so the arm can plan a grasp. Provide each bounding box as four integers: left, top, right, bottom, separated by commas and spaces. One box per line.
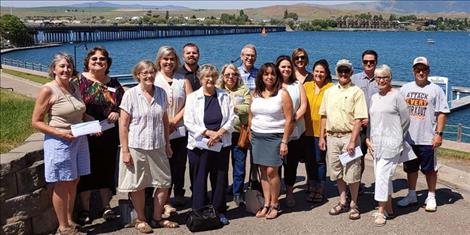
1, 58, 48, 72
445, 123, 470, 143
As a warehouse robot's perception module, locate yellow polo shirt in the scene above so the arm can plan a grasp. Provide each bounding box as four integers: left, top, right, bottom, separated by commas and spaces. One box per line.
304, 81, 334, 137
319, 82, 368, 133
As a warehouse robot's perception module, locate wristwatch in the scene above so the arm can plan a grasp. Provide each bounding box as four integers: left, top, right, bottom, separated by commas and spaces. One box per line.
435, 131, 443, 136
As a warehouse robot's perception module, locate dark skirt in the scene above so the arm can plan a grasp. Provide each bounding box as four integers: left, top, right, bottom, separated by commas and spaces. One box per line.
77, 126, 119, 193
251, 131, 283, 167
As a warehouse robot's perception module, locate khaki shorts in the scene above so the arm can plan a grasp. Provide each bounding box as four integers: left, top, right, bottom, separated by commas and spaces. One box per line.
118, 147, 171, 192
326, 134, 361, 184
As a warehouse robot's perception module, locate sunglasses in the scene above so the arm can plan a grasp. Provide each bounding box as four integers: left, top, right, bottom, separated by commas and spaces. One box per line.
363, 60, 376, 65
294, 55, 306, 61
413, 67, 429, 73
90, 57, 107, 62
337, 67, 351, 74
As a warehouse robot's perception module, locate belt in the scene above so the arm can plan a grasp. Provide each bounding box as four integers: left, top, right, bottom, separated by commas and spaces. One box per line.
327, 131, 352, 137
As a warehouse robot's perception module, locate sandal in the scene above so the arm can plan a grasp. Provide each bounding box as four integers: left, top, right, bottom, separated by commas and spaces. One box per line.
102, 206, 117, 220
163, 204, 177, 218
348, 206, 361, 220
311, 192, 325, 203
256, 205, 270, 218
135, 221, 153, 234
373, 212, 386, 226
329, 202, 349, 215
266, 204, 281, 219
55, 227, 77, 235
150, 219, 179, 228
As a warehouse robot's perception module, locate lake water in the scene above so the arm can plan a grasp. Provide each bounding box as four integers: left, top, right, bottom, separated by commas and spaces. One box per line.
3, 31, 470, 141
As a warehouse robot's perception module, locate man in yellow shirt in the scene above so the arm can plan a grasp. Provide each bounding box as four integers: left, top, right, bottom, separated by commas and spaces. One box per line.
319, 59, 368, 220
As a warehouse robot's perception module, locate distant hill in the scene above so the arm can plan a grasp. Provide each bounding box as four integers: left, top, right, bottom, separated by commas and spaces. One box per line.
67, 1, 189, 10
332, 1, 470, 14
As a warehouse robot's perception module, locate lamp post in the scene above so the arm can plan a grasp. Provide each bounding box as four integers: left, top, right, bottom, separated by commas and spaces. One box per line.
70, 42, 88, 67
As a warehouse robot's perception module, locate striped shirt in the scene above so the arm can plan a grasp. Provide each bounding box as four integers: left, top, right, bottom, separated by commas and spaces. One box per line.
120, 85, 168, 150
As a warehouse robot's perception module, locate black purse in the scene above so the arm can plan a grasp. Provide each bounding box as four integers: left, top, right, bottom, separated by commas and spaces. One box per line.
185, 205, 222, 232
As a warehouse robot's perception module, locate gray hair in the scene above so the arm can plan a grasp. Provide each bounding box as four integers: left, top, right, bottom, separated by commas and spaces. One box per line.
197, 64, 218, 81
48, 52, 77, 79
155, 46, 180, 74
240, 44, 257, 56
217, 63, 243, 88
375, 64, 392, 79
132, 60, 157, 82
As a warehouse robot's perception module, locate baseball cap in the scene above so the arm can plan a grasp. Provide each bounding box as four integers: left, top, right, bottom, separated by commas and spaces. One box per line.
336, 59, 353, 70
413, 56, 429, 67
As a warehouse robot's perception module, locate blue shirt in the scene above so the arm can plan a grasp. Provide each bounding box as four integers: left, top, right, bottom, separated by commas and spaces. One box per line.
238, 65, 258, 92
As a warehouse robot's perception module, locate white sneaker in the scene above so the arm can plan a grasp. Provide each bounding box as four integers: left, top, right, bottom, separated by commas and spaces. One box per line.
397, 193, 418, 207
425, 197, 437, 212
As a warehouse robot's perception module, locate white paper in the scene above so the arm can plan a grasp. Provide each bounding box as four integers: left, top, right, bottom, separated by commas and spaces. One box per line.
195, 138, 223, 152
71, 120, 101, 137
339, 146, 363, 166
169, 126, 186, 140
399, 141, 418, 164
100, 120, 115, 132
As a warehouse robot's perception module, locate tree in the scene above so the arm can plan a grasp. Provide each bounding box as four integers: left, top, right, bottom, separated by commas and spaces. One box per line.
284, 9, 288, 19
165, 10, 169, 20
0, 14, 33, 47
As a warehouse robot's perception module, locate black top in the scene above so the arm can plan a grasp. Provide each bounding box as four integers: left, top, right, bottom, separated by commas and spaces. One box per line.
203, 93, 222, 131
177, 65, 200, 91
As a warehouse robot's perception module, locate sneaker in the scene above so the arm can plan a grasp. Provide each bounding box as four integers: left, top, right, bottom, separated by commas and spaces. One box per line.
425, 197, 437, 212
218, 214, 229, 225
397, 193, 417, 207
233, 195, 245, 207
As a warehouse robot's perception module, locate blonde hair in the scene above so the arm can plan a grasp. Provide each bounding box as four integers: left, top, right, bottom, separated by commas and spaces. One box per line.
132, 60, 157, 82
197, 64, 218, 81
375, 64, 392, 79
48, 52, 77, 79
155, 46, 180, 74
217, 63, 243, 88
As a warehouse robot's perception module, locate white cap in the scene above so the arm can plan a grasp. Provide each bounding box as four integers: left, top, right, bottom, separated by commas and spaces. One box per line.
413, 56, 429, 67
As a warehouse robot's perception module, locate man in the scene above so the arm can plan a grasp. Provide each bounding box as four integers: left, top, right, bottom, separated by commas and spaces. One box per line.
177, 43, 200, 91
398, 56, 449, 212
238, 44, 258, 92
351, 50, 379, 192
319, 59, 368, 220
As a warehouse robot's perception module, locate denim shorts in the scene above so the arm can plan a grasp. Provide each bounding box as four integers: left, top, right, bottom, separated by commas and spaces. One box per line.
44, 134, 90, 183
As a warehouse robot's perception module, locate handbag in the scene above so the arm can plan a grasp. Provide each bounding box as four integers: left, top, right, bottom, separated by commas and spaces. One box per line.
185, 205, 223, 232
237, 125, 251, 149
244, 163, 264, 214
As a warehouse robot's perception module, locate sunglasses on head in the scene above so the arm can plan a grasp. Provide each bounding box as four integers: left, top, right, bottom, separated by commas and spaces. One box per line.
363, 60, 376, 65
337, 67, 351, 74
90, 57, 107, 62
294, 55, 306, 61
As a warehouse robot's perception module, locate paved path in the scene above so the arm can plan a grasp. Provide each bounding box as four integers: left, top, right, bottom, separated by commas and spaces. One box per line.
0, 71, 42, 98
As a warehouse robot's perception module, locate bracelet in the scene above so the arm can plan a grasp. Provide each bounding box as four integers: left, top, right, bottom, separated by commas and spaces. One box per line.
281, 141, 288, 145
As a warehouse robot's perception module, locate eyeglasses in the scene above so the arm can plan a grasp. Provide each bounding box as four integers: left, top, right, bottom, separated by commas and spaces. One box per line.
223, 73, 238, 78
90, 57, 107, 62
376, 76, 390, 80
294, 55, 306, 61
139, 71, 155, 76
413, 67, 429, 73
363, 60, 376, 65
337, 68, 351, 74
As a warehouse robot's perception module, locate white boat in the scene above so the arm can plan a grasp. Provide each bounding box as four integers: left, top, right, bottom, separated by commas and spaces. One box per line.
427, 38, 435, 44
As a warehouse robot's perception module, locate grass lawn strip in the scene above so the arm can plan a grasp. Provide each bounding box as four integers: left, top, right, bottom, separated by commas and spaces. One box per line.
0, 90, 36, 153
2, 68, 50, 84
438, 148, 470, 160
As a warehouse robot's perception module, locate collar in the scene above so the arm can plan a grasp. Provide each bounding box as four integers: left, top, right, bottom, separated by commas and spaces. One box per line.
338, 82, 353, 89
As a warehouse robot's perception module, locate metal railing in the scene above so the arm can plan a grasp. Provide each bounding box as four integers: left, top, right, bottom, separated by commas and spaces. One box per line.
1, 58, 48, 72
444, 123, 470, 143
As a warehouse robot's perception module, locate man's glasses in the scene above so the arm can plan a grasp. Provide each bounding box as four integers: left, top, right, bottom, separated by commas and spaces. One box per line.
90, 57, 107, 62
363, 60, 376, 65
294, 55, 306, 61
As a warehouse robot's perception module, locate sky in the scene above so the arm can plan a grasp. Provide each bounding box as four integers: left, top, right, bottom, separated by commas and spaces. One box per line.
0, 1, 356, 9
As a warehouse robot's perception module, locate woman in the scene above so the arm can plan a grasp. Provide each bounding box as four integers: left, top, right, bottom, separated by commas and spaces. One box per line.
291, 48, 313, 84
217, 63, 251, 206
184, 64, 235, 225
153, 46, 192, 209
366, 64, 410, 226
275, 55, 307, 208
118, 60, 178, 233
74, 47, 124, 224
303, 59, 334, 203
249, 63, 293, 219
32, 53, 89, 235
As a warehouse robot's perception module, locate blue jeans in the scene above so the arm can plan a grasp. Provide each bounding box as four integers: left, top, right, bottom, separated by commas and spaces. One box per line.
231, 132, 247, 196
313, 137, 327, 183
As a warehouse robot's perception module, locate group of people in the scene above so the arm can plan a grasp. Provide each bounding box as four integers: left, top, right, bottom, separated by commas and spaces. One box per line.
32, 42, 449, 234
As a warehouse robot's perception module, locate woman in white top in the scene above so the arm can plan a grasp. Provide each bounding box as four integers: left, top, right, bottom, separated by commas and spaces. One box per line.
249, 63, 293, 219
275, 55, 307, 208
153, 46, 192, 210
118, 60, 178, 232
366, 65, 410, 226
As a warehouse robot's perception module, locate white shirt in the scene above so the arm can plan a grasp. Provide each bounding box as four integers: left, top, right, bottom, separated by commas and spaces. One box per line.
251, 89, 286, 133
120, 85, 168, 150
184, 88, 236, 150
154, 72, 186, 127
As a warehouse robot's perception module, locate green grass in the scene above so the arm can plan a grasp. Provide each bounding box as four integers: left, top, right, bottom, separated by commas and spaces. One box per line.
2, 68, 50, 84
438, 148, 470, 160
0, 90, 36, 153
